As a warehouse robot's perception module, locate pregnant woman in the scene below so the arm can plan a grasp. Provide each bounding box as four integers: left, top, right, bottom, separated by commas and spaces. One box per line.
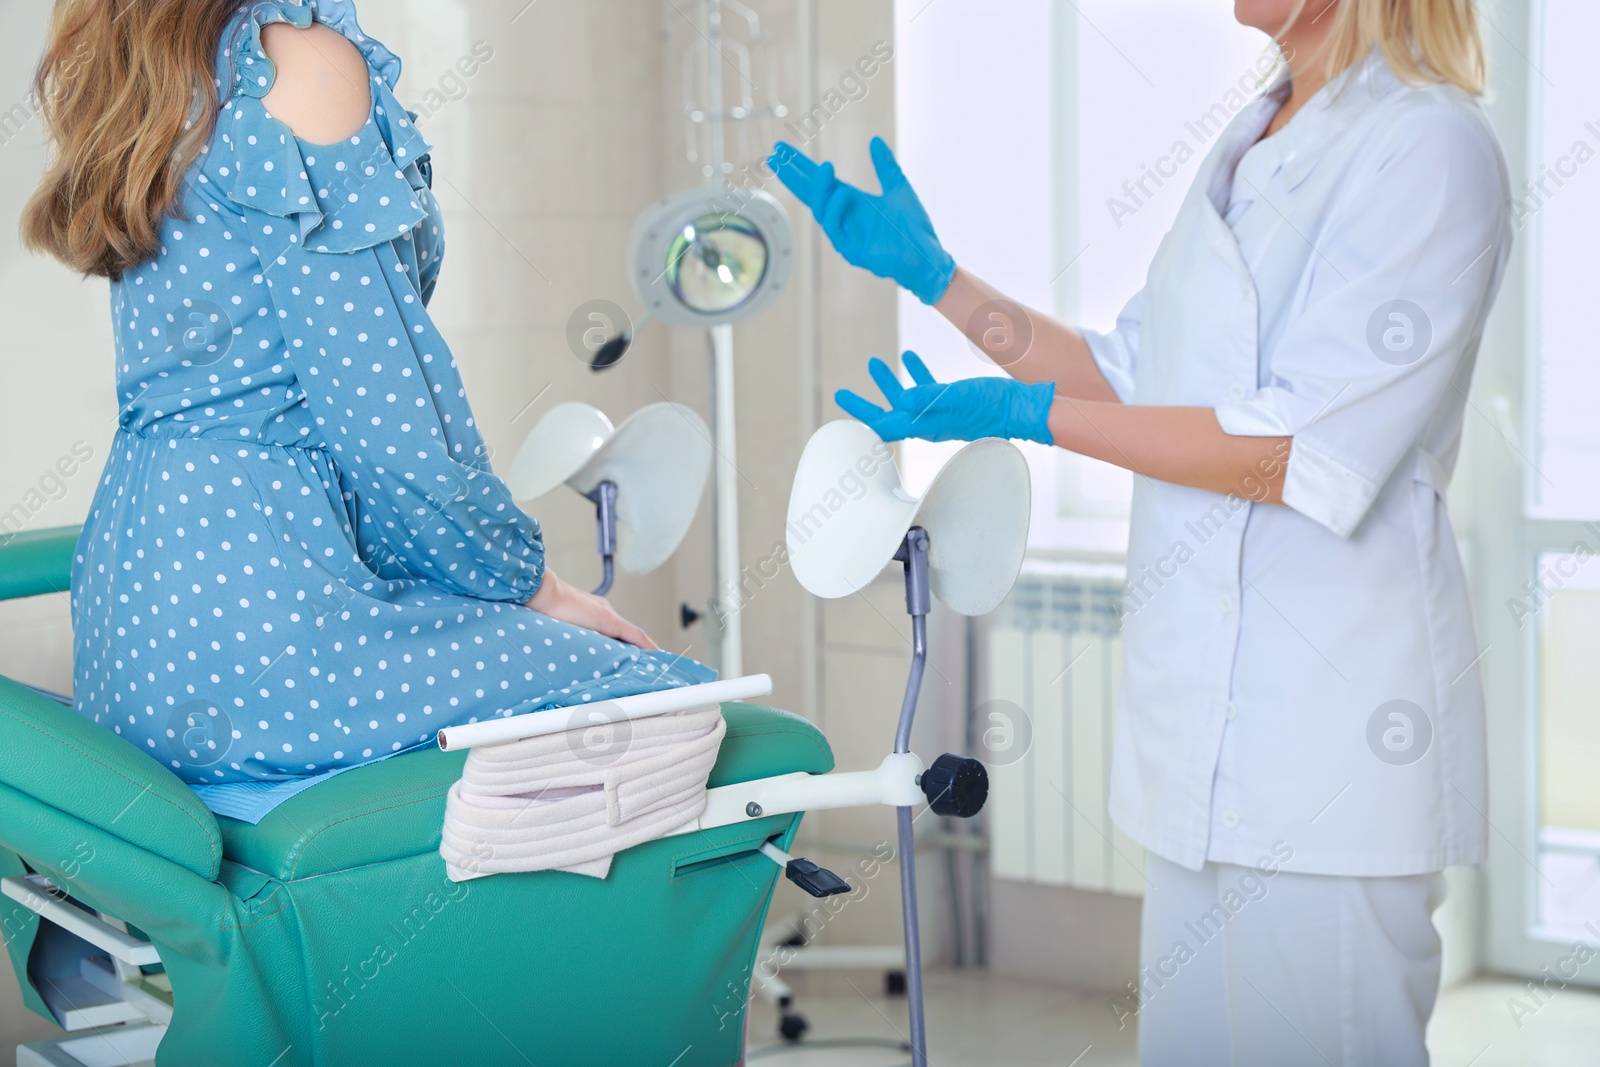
21, 0, 710, 810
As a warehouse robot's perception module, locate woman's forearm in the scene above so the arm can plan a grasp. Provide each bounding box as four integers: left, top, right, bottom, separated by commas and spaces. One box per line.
934, 268, 1122, 403
931, 269, 1286, 501
1048, 398, 1291, 504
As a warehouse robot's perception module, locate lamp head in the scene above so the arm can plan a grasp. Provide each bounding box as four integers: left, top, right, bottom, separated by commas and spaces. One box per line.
629, 186, 794, 330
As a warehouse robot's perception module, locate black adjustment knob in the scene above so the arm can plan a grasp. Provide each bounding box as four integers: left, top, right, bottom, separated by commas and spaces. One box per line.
920, 754, 989, 818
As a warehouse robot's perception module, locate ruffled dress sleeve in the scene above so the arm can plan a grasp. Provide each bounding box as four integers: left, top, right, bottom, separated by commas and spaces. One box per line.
207, 0, 544, 602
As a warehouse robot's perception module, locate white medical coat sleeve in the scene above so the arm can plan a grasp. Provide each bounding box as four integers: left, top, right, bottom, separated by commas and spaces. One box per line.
1079, 287, 1144, 404
1213, 107, 1509, 538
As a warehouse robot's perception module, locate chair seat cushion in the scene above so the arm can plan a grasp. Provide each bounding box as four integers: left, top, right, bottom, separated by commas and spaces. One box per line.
0, 676, 222, 880
216, 702, 833, 881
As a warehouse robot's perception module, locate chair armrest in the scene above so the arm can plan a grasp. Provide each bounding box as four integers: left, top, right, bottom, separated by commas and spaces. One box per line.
0, 676, 221, 881
0, 525, 79, 601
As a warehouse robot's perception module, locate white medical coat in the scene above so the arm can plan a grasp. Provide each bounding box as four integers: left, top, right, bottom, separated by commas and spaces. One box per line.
1082, 50, 1511, 877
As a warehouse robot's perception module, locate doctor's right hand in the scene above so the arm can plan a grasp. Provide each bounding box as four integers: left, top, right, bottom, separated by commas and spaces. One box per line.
768, 136, 956, 306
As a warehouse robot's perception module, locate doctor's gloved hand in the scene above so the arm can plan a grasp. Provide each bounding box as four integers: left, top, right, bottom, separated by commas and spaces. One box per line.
836, 352, 1056, 446
768, 137, 956, 306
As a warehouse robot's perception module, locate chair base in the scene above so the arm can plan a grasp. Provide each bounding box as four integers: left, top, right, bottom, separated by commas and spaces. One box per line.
18, 1024, 165, 1067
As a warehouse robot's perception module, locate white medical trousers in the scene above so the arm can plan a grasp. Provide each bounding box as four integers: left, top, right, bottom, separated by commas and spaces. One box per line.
1135, 853, 1448, 1066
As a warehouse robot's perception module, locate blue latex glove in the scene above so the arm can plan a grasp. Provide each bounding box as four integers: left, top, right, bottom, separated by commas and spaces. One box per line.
769, 137, 956, 306
836, 352, 1055, 445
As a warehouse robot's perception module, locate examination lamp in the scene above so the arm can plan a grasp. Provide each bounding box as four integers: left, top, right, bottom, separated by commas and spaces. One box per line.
506, 402, 712, 596
586, 186, 793, 675
787, 419, 1032, 1067
589, 187, 794, 369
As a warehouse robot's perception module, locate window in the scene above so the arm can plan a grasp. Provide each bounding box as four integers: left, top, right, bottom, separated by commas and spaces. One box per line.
892, 0, 1269, 556
1527, 1, 1600, 520
1535, 551, 1600, 934
1481, 0, 1600, 981
1522, 0, 1600, 944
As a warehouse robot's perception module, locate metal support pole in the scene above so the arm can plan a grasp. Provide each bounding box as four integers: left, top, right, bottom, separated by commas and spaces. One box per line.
587, 481, 618, 597
967, 613, 989, 968
893, 527, 931, 1067
897, 805, 927, 1066
703, 0, 742, 675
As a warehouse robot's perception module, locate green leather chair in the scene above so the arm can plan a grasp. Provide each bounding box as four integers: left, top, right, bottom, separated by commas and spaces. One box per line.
0, 526, 833, 1066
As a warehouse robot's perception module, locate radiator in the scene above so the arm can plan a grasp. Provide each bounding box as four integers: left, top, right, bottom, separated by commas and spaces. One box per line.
983, 563, 1145, 896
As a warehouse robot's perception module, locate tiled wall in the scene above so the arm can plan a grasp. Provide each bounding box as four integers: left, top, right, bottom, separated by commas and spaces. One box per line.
0, 4, 116, 694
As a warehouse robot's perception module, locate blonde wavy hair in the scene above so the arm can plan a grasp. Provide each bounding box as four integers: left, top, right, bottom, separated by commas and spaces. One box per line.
21, 0, 240, 280
1288, 0, 1485, 94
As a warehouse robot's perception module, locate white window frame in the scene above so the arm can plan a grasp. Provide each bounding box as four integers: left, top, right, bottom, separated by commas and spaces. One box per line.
1481, 0, 1600, 986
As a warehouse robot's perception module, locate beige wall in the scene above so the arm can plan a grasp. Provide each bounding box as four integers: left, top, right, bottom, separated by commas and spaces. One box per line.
0, 2, 110, 1052
0, 2, 114, 696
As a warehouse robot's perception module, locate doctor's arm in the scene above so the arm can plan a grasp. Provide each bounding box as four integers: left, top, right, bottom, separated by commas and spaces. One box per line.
929, 269, 1274, 497
1047, 399, 1290, 504
934, 268, 1123, 403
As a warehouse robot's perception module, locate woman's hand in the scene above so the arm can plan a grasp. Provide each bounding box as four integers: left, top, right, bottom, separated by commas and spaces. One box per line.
837, 352, 1056, 445
524, 569, 660, 650
768, 137, 955, 306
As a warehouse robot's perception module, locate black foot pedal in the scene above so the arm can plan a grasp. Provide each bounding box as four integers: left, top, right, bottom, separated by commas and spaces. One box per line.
760, 841, 851, 897
784, 857, 851, 898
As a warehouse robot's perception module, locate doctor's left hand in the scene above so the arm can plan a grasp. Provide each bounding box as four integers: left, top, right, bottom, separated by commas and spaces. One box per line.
836, 352, 1056, 446
768, 137, 955, 306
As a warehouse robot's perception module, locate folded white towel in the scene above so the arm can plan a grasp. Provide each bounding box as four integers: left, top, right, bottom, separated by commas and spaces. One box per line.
440, 706, 726, 882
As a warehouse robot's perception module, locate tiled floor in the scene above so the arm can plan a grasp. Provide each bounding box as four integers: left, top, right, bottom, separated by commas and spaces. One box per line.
1428, 977, 1600, 1067
744, 970, 1600, 1066
3, 967, 1597, 1064
0, 991, 57, 1063
745, 970, 1136, 1066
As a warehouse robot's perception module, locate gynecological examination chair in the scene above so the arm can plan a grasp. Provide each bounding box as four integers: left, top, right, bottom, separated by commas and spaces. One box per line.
0, 520, 837, 1067
0, 419, 1030, 1067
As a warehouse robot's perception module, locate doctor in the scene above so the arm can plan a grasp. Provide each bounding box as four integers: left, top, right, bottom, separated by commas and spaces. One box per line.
772, 0, 1507, 1063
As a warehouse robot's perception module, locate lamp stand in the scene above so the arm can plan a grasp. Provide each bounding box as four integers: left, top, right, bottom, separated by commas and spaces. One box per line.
709, 322, 743, 676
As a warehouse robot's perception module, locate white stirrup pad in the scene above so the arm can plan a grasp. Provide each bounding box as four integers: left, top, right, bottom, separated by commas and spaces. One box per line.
785, 420, 1031, 616
506, 401, 713, 574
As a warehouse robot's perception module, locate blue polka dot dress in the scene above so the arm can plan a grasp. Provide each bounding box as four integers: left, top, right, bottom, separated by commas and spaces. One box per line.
70, 0, 714, 800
